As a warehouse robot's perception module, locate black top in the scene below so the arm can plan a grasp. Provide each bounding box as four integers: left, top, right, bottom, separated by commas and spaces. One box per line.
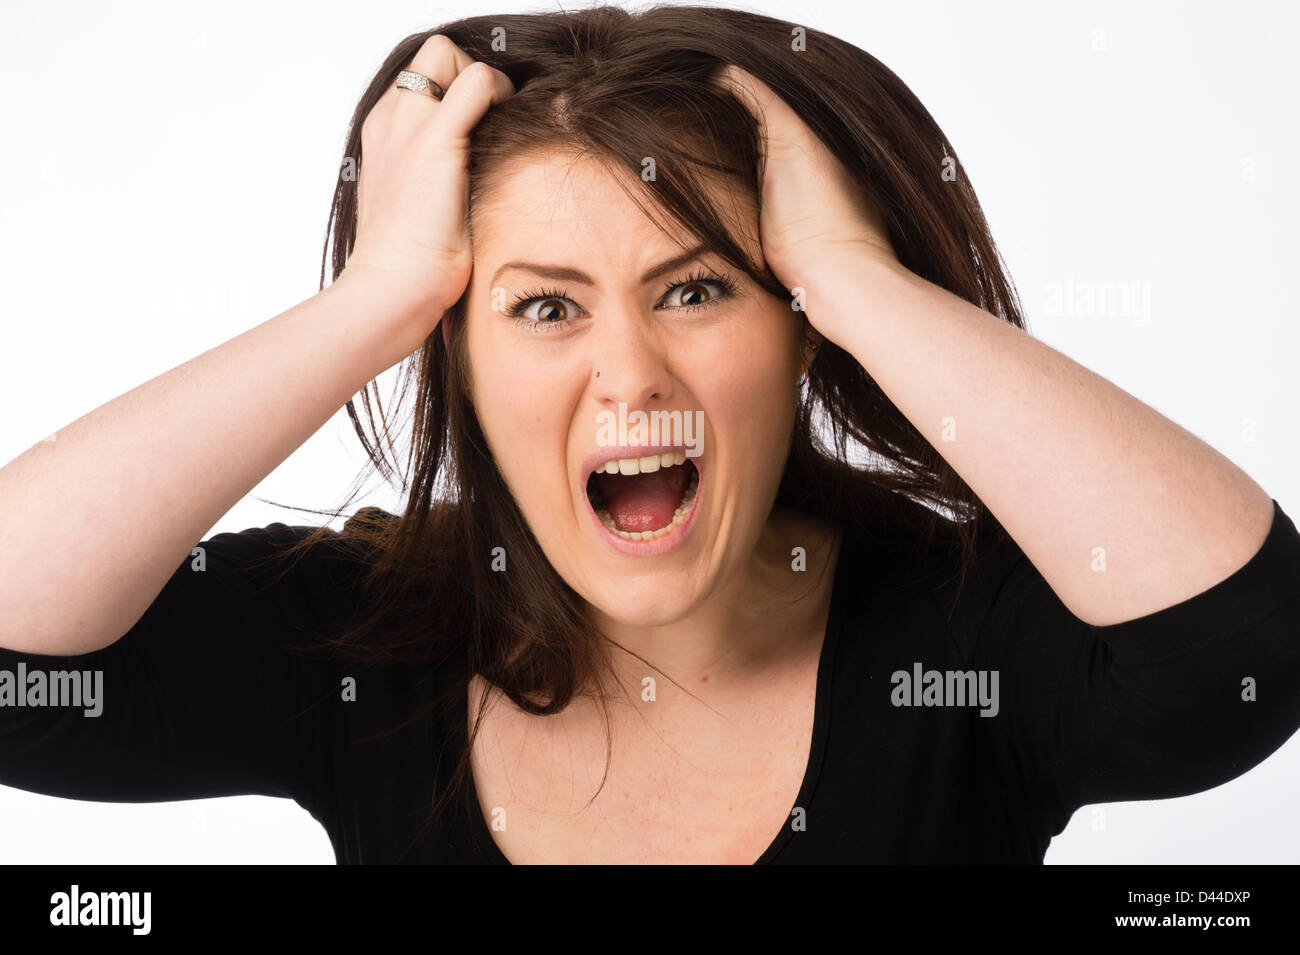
3, 497, 1300, 863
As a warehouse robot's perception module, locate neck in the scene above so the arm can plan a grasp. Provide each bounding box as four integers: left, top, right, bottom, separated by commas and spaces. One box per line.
586, 505, 842, 704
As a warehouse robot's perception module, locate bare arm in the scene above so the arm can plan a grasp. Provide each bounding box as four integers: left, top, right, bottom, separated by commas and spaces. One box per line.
713, 63, 1277, 630
807, 250, 1275, 628
0, 35, 515, 655
0, 275, 433, 654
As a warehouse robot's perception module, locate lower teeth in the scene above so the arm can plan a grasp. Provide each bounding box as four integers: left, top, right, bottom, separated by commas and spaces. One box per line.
592, 467, 699, 541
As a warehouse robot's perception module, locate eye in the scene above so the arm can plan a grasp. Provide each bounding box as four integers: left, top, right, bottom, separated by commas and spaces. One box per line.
658, 269, 738, 313
503, 267, 740, 333
505, 286, 581, 331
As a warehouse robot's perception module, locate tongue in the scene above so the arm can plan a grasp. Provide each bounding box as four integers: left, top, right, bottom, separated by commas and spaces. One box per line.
593, 466, 688, 533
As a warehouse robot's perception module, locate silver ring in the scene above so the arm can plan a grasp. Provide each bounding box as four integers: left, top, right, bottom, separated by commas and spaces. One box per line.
395, 69, 445, 100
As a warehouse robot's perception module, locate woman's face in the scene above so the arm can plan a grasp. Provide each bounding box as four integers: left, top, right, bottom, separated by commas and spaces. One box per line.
464, 150, 805, 626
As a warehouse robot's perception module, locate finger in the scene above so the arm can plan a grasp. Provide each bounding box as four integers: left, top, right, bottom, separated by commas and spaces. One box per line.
408, 32, 476, 77
711, 64, 810, 158
710, 64, 768, 113
387, 34, 478, 123
433, 60, 515, 139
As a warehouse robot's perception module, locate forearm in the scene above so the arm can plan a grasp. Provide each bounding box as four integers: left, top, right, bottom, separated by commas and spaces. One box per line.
0, 272, 435, 654
808, 252, 1274, 627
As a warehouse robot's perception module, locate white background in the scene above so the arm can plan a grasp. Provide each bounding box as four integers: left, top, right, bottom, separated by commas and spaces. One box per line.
0, 0, 1296, 863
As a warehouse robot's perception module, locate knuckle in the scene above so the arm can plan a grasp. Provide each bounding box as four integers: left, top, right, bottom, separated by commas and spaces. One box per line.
409, 34, 464, 84
462, 61, 495, 92
421, 33, 456, 53
361, 101, 390, 138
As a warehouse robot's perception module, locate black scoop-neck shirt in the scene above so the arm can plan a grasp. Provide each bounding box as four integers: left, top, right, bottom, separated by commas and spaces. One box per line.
3, 497, 1300, 863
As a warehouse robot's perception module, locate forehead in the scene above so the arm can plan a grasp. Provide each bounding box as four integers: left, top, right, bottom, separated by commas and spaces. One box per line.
470, 150, 757, 264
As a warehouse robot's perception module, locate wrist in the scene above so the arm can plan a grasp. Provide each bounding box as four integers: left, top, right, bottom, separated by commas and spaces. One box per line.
335, 260, 457, 315
789, 244, 917, 348
322, 268, 450, 365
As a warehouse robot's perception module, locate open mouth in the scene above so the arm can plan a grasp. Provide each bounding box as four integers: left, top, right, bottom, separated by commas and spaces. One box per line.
585, 452, 701, 542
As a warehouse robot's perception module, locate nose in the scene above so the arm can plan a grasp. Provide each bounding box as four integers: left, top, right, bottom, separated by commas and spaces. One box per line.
586, 302, 675, 411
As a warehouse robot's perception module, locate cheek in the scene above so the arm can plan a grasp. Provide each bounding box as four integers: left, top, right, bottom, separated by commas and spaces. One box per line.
466, 308, 554, 421
702, 307, 798, 408
465, 318, 570, 509
711, 310, 800, 468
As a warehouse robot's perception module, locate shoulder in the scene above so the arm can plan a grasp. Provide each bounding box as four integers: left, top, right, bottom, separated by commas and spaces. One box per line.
207, 505, 399, 570
830, 492, 1023, 656
191, 506, 404, 637
834, 490, 1014, 588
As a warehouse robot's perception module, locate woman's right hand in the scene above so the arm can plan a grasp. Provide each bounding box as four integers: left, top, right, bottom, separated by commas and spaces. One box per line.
0, 35, 515, 658
340, 35, 515, 325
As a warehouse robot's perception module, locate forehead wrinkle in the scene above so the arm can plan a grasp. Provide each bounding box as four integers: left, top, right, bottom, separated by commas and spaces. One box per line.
473, 160, 616, 263
473, 150, 758, 294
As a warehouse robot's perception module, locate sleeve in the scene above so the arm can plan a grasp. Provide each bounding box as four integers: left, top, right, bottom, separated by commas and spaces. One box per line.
969, 498, 1300, 820
0, 521, 355, 814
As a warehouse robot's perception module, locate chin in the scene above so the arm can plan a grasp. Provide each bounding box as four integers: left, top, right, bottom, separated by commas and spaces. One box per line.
583, 583, 703, 628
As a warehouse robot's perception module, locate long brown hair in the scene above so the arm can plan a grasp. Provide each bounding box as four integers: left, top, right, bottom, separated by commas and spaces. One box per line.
264, 3, 1024, 845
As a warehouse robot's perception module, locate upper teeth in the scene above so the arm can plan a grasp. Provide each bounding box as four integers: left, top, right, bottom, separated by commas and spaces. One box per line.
595, 452, 687, 476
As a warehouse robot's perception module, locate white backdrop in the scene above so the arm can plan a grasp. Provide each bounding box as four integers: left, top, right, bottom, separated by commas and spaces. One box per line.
0, 0, 1296, 863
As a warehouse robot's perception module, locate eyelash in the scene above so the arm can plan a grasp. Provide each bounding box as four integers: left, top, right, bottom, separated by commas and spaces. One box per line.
504, 268, 739, 333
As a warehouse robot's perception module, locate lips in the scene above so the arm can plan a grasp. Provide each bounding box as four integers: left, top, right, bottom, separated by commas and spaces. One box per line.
578, 445, 704, 553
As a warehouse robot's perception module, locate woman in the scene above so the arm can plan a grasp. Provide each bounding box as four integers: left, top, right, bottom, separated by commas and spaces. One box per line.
1, 5, 1298, 864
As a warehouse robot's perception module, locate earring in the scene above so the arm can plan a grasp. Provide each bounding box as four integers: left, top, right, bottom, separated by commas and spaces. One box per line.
798, 341, 820, 386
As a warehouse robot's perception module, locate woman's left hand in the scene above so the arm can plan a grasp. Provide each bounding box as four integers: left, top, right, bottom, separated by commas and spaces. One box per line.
711, 65, 903, 343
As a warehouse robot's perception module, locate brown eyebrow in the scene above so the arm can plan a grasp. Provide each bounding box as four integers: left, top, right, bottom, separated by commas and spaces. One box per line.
489, 242, 713, 289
